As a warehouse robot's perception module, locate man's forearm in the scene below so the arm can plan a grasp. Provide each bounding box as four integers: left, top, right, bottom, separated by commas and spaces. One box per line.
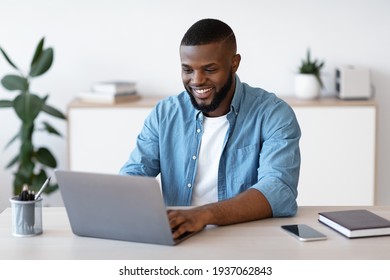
198, 188, 273, 226
168, 188, 273, 239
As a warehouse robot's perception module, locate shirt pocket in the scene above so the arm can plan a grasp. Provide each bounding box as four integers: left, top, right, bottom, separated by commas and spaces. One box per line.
230, 143, 260, 191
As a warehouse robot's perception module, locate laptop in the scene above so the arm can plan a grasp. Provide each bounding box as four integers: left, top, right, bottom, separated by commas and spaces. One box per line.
55, 170, 198, 246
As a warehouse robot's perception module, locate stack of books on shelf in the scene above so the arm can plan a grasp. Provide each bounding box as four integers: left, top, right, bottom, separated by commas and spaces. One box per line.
77, 81, 140, 104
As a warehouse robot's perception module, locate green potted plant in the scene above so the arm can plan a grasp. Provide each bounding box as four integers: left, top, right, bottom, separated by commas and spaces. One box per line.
0, 37, 66, 196
294, 48, 325, 99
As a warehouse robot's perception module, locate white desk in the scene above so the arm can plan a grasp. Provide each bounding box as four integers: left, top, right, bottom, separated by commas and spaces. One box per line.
1, 206, 389, 260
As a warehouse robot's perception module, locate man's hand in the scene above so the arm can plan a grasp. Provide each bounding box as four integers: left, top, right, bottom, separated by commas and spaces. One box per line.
167, 208, 211, 239
167, 189, 273, 239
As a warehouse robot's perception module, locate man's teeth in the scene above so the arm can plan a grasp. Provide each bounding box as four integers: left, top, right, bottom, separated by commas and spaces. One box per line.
194, 88, 212, 94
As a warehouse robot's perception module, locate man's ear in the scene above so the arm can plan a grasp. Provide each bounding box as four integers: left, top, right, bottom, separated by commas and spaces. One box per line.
232, 54, 241, 73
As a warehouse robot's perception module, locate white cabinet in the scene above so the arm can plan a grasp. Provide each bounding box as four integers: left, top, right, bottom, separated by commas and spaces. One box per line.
68, 97, 162, 174
68, 96, 376, 206
285, 97, 376, 206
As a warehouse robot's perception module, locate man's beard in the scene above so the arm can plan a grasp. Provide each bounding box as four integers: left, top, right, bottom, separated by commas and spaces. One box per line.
186, 73, 234, 114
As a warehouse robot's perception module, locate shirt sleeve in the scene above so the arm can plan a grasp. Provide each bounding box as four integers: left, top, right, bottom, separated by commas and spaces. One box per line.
119, 104, 161, 177
251, 99, 301, 217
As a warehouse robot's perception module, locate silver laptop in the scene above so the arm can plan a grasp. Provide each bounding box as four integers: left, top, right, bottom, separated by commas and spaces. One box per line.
55, 170, 197, 246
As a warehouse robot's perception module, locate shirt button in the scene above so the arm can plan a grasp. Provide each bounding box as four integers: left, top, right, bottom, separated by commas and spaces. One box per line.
196, 129, 201, 133
187, 184, 192, 188
192, 155, 197, 160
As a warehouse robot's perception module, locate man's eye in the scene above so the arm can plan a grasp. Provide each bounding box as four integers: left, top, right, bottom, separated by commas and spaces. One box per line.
182, 68, 192, 73
205, 68, 216, 73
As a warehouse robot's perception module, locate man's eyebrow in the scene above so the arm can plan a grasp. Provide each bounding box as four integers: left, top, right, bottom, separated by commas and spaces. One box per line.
202, 63, 218, 68
181, 63, 218, 68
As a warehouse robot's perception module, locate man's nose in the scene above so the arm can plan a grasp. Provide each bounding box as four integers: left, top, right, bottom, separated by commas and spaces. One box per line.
191, 71, 205, 85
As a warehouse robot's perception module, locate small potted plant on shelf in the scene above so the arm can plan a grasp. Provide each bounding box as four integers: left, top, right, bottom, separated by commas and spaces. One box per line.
0, 37, 66, 196
294, 48, 325, 99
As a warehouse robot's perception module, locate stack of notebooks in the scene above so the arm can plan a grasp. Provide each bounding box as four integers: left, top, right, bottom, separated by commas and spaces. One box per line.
318, 209, 390, 238
77, 81, 140, 104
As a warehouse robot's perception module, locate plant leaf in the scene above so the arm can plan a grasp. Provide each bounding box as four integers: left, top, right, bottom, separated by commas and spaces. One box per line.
13, 93, 44, 122
29, 48, 54, 77
1, 75, 28, 91
20, 139, 34, 163
0, 47, 19, 70
5, 154, 19, 169
13, 163, 34, 194
298, 48, 325, 88
31, 169, 47, 192
4, 131, 20, 150
13, 172, 29, 195
43, 182, 59, 195
35, 147, 57, 168
42, 103, 66, 119
0, 99, 13, 107
42, 121, 62, 136
31, 37, 45, 67
20, 123, 34, 143
31, 169, 58, 194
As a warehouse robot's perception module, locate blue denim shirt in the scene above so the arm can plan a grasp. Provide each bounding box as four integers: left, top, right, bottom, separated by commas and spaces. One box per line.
120, 76, 301, 217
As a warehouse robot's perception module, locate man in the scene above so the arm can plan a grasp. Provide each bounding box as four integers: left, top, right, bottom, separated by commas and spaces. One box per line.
120, 18, 301, 239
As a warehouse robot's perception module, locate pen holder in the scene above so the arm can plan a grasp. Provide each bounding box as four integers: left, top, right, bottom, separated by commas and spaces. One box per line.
9, 196, 43, 237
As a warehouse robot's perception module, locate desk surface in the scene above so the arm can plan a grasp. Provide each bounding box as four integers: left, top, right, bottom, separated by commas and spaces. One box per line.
1, 206, 390, 260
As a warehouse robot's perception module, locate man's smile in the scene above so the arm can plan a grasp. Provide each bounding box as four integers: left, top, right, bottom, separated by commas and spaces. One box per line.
192, 87, 213, 99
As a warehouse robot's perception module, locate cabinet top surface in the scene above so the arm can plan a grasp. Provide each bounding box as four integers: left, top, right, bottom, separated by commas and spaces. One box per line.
68, 95, 376, 109
68, 96, 164, 108
281, 96, 376, 107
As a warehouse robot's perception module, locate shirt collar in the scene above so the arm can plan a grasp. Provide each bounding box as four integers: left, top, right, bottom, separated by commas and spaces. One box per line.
230, 74, 243, 116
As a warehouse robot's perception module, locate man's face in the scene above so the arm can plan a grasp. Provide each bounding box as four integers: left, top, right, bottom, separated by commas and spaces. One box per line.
180, 43, 240, 117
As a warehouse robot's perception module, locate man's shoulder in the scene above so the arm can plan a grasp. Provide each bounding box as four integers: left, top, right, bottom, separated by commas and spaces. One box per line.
240, 82, 288, 109
153, 91, 194, 116
157, 91, 190, 106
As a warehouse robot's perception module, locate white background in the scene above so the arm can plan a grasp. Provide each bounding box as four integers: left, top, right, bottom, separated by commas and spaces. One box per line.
1, 0, 390, 210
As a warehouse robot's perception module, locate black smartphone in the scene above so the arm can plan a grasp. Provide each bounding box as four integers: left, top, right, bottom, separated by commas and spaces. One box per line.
281, 224, 327, 242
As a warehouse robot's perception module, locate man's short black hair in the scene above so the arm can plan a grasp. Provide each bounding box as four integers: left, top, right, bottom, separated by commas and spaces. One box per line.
181, 18, 236, 50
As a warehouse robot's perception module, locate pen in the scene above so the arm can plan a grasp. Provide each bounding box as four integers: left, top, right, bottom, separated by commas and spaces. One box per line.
16, 184, 36, 233
19, 184, 29, 201
35, 176, 51, 200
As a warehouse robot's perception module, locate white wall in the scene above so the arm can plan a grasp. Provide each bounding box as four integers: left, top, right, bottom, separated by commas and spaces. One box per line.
1, 0, 390, 211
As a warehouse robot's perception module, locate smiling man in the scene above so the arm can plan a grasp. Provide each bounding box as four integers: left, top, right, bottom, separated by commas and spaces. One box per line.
120, 19, 301, 239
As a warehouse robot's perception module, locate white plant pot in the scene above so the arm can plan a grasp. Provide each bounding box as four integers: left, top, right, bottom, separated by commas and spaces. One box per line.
294, 74, 320, 99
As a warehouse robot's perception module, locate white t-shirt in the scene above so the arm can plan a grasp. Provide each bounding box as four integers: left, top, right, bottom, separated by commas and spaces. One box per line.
191, 114, 229, 206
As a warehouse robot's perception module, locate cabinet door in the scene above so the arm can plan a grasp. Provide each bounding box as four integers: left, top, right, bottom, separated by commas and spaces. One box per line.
69, 107, 152, 174
293, 106, 375, 206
